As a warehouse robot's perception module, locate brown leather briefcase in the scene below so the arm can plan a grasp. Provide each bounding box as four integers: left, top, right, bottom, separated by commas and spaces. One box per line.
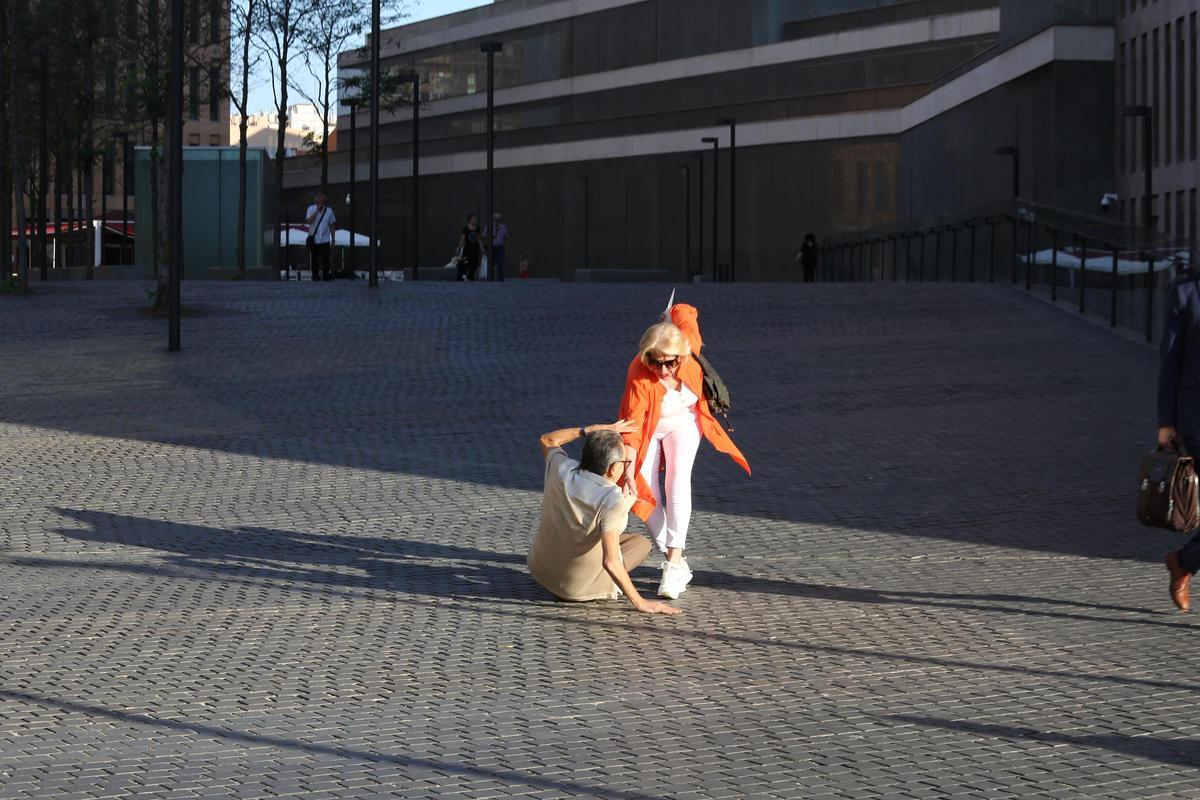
1137, 442, 1200, 532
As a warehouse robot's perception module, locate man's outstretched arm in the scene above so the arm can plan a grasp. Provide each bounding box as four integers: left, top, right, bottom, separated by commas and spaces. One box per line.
539, 419, 637, 459
600, 527, 680, 615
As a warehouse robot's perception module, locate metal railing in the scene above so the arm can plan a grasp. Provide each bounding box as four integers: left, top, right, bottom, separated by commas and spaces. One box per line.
823, 199, 1194, 345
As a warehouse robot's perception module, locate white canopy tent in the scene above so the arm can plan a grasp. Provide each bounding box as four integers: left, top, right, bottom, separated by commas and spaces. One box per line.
278, 225, 376, 247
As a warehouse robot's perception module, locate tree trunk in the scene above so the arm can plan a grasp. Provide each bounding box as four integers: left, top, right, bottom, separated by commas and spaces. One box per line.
0, 37, 11, 280
236, 2, 252, 275
53, 155, 61, 271
273, 20, 289, 272
7, 0, 28, 292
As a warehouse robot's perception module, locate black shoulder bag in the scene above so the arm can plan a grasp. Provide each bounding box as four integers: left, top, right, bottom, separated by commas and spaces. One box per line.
693, 352, 733, 432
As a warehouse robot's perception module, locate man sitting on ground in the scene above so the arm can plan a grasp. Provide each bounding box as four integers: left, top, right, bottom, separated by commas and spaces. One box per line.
528, 420, 680, 615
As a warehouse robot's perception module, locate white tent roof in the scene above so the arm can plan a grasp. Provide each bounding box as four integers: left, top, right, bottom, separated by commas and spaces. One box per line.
279, 225, 375, 247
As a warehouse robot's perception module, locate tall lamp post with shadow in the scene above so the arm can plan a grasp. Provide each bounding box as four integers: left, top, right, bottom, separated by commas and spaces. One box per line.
368, 0, 381, 288
718, 118, 736, 282
402, 70, 421, 280
701, 136, 719, 282
480, 40, 503, 281
345, 100, 357, 276
994, 145, 1020, 284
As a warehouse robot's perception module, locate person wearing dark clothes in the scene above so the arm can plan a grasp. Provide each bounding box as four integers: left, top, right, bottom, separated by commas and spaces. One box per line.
1160, 272, 1200, 611
457, 214, 481, 281
795, 233, 818, 283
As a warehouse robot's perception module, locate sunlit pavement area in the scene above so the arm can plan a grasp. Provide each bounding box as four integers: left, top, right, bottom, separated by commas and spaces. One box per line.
0, 280, 1195, 799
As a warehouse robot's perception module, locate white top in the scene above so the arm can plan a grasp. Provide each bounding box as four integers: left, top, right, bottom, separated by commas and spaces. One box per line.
660, 383, 699, 419
305, 204, 336, 245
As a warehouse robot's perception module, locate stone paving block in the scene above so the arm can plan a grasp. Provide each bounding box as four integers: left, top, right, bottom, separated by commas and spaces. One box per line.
0, 282, 1196, 799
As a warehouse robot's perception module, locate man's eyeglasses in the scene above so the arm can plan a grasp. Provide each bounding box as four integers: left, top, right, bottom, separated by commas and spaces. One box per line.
648, 356, 679, 369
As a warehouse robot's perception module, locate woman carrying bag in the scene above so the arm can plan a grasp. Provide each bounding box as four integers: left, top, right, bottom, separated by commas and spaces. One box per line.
617, 302, 751, 599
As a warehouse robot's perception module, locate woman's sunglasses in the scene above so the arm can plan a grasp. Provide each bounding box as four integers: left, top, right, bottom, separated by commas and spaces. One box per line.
648, 356, 680, 369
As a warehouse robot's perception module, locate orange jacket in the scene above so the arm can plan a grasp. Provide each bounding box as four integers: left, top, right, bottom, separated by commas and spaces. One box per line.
618, 304, 751, 522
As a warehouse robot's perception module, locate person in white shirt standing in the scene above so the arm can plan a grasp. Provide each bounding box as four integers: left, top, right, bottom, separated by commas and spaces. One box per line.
305, 192, 337, 282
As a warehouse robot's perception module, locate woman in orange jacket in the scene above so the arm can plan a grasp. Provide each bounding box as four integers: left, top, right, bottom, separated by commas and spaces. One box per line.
618, 303, 750, 599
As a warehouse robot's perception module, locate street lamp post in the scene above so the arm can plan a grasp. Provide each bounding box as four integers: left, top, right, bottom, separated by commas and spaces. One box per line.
369, 0, 381, 288
39, 44, 49, 279
718, 118, 736, 282
701, 136, 719, 281
403, 71, 420, 281
680, 163, 690, 283
995, 145, 1020, 284
480, 41, 502, 281
167, 0, 183, 351
115, 132, 130, 267
692, 151, 703, 282
346, 101, 356, 275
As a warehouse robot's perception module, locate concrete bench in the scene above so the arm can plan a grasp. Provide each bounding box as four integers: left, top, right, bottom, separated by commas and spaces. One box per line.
572, 268, 671, 283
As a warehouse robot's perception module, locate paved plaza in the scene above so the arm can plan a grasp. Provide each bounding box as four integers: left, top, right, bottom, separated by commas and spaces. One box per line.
0, 279, 1196, 799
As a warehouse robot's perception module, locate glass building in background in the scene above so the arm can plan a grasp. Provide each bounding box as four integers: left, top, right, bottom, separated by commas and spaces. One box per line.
283, 0, 1124, 281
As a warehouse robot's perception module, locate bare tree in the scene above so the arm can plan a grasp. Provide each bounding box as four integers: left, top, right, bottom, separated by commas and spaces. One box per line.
230, 0, 261, 275
254, 0, 308, 271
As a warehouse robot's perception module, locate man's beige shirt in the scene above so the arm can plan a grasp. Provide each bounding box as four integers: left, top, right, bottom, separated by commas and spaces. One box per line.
527, 447, 633, 601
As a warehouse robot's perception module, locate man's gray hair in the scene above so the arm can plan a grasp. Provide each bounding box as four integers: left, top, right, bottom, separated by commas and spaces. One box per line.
579, 430, 625, 476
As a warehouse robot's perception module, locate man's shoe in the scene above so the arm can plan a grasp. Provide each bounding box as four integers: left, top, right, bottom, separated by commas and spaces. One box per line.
1166, 550, 1192, 612
658, 561, 690, 600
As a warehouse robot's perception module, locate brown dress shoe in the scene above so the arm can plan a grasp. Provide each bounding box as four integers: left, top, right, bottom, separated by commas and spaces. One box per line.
1165, 550, 1192, 612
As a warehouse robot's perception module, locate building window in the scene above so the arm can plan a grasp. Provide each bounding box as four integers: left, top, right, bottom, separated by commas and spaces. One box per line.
209, 134, 220, 146
1191, 13, 1197, 161
188, 132, 200, 146
1152, 28, 1159, 166
1178, 20, 1187, 163
1178, 191, 1186, 241
190, 0, 201, 44
210, 0, 221, 45
209, 66, 221, 122
1164, 23, 1172, 164
189, 66, 200, 120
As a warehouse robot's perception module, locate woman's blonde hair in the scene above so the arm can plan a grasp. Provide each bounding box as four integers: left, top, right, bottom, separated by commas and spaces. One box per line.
638, 322, 690, 366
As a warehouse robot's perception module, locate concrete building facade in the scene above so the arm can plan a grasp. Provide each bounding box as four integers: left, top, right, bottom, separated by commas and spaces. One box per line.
282, 0, 1124, 280
1116, 0, 1199, 247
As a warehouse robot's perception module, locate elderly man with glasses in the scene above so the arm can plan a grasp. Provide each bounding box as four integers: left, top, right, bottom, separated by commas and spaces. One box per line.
527, 420, 681, 615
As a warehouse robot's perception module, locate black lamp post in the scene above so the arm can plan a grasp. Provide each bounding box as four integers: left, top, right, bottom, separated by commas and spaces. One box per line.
995, 145, 1020, 284
39, 44, 49, 279
480, 40, 502, 281
167, 0, 182, 351
369, 0, 381, 288
692, 151, 703, 282
114, 132, 130, 267
680, 163, 690, 283
402, 70, 420, 281
701, 135, 719, 281
346, 100, 357, 275
718, 118, 736, 282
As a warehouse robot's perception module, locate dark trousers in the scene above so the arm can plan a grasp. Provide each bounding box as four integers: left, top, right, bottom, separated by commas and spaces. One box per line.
1176, 434, 1200, 573
309, 242, 331, 281
457, 255, 478, 281
492, 246, 505, 282
802, 264, 816, 283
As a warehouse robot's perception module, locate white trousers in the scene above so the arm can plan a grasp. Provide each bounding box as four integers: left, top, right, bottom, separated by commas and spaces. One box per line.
639, 410, 702, 553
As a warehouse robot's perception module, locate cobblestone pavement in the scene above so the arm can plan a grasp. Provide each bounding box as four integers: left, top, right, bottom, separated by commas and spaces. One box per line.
0, 280, 1196, 800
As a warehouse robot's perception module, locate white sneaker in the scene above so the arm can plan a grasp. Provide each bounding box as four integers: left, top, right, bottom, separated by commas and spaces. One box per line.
657, 561, 691, 600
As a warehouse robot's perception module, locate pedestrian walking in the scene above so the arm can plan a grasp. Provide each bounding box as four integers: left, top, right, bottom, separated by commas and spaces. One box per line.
485, 212, 508, 282
1160, 270, 1200, 611
527, 419, 680, 615
617, 302, 751, 599
795, 232, 818, 282
455, 213, 481, 282
305, 192, 337, 282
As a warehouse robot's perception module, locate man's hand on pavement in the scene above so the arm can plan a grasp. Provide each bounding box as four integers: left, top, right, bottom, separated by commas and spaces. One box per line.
636, 600, 681, 615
